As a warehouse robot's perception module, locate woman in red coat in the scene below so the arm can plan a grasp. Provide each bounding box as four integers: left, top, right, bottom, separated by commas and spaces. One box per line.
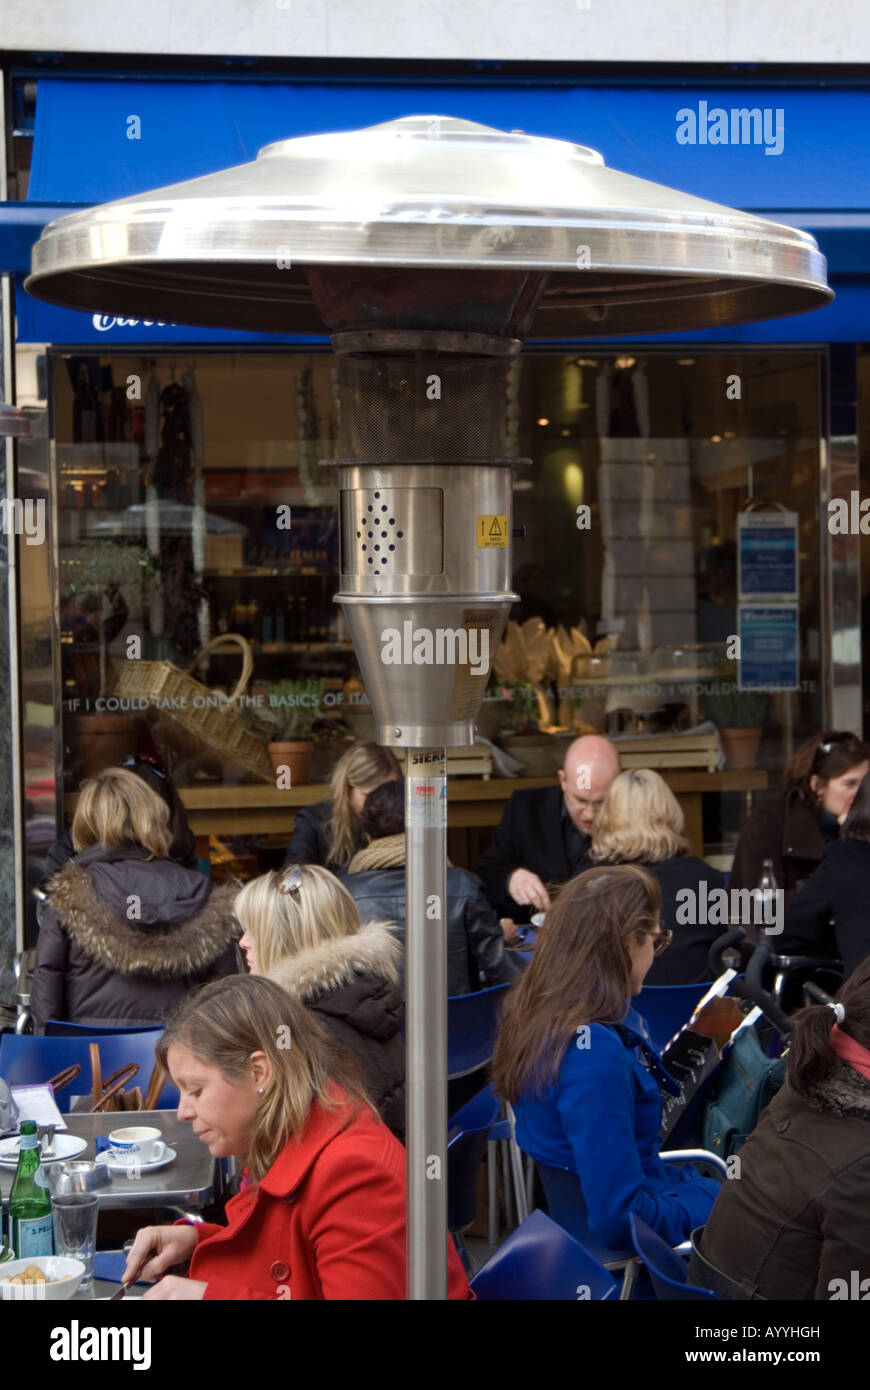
122, 973, 470, 1300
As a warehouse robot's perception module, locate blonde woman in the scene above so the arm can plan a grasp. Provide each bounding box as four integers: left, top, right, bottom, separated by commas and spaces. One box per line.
235, 864, 405, 1139
285, 741, 401, 873
123, 975, 471, 1300
31, 767, 240, 1032
582, 768, 727, 985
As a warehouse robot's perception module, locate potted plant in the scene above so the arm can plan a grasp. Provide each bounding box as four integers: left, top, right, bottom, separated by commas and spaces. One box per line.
700, 679, 768, 769
260, 677, 327, 784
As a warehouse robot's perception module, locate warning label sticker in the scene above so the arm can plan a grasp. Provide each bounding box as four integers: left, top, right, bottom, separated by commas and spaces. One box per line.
476, 515, 508, 548
406, 776, 447, 829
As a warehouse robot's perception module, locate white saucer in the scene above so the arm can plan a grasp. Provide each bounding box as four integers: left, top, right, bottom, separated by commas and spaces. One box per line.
0, 1133, 87, 1167
95, 1146, 176, 1175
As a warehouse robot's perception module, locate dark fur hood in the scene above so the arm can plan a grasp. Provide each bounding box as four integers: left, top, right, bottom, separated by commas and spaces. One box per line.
803, 1055, 870, 1122
45, 860, 239, 979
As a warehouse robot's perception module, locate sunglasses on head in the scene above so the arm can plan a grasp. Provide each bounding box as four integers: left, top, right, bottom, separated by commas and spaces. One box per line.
813, 733, 861, 768
120, 754, 167, 780
277, 866, 303, 896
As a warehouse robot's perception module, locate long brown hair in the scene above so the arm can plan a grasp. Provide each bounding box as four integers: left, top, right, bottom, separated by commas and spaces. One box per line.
783, 730, 870, 808
786, 958, 870, 1097
156, 975, 374, 1185
492, 864, 662, 1104
326, 741, 401, 867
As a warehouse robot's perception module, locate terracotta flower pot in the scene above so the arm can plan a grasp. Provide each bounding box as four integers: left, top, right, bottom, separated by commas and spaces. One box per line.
267, 740, 313, 785
69, 713, 148, 777
719, 726, 762, 770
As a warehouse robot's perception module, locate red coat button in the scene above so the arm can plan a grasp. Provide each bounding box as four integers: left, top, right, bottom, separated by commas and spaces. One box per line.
270, 1261, 290, 1281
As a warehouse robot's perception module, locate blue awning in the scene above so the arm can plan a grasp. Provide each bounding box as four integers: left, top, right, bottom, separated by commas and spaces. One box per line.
23, 76, 870, 210
9, 75, 870, 343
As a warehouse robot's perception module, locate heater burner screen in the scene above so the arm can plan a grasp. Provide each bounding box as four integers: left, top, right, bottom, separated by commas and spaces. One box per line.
340, 487, 443, 577
338, 356, 507, 462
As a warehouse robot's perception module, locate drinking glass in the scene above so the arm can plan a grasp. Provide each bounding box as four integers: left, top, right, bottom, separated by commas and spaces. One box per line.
52, 1193, 98, 1289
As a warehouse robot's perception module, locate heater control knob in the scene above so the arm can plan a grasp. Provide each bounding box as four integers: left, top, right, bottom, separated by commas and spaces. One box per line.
512, 526, 526, 540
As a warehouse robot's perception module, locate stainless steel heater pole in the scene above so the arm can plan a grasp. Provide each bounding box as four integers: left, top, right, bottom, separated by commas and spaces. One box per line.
405, 748, 448, 1299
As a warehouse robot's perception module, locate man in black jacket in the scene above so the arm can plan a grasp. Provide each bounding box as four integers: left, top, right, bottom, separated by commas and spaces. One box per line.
476, 735, 621, 920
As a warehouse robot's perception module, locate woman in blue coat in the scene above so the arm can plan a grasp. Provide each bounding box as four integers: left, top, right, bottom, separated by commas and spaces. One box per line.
492, 864, 719, 1250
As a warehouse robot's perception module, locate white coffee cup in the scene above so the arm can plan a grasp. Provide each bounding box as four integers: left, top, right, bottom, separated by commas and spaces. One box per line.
107, 1127, 166, 1165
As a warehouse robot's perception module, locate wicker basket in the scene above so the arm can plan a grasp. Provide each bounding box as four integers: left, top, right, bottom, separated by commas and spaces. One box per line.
107, 634, 273, 783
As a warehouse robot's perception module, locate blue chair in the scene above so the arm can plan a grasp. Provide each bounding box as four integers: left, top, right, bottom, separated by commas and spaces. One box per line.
536, 1148, 727, 1298
447, 1083, 500, 1271
445, 985, 530, 1242
635, 981, 716, 1052
629, 1213, 719, 1300
0, 1031, 178, 1109
537, 1162, 637, 1272
470, 1209, 618, 1301
447, 983, 511, 1080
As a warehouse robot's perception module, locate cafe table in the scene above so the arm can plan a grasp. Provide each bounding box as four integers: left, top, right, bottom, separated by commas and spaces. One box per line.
0, 1109, 218, 1215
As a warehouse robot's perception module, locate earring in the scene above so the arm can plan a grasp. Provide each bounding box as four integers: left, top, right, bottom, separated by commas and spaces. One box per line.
257, 1087, 265, 1097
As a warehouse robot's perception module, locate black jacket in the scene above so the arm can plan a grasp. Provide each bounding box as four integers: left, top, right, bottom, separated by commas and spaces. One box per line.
268, 921, 405, 1141
697, 1059, 870, 1300
342, 842, 523, 997
779, 838, 870, 977
476, 785, 589, 920
574, 854, 728, 986
284, 800, 366, 875
31, 845, 240, 1032
730, 788, 835, 902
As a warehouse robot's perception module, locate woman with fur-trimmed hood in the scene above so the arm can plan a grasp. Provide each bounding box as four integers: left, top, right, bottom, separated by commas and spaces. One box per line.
31, 768, 240, 1033
235, 865, 405, 1141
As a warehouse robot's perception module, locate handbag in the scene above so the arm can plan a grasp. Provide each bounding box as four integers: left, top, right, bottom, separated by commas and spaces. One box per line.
701, 1025, 786, 1159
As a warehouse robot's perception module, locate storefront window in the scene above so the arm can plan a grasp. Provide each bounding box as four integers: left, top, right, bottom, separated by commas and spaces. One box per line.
49, 347, 824, 880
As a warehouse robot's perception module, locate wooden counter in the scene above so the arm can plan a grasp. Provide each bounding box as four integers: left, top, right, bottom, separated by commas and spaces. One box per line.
168, 768, 768, 861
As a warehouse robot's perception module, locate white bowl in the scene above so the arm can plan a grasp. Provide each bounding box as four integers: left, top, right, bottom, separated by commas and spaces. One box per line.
0, 1255, 85, 1300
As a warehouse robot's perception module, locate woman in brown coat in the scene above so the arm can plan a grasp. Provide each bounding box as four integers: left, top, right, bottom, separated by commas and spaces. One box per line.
690, 959, 870, 1300
730, 731, 869, 902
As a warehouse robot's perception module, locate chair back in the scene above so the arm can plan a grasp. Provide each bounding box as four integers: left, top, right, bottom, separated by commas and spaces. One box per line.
44, 1020, 161, 1036
447, 983, 510, 1080
470, 1209, 617, 1301
536, 1162, 635, 1265
447, 1083, 499, 1232
629, 1213, 719, 1300
635, 981, 716, 1053
0, 1030, 178, 1109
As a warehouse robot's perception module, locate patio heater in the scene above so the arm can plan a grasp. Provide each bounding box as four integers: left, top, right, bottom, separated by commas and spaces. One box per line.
25, 114, 831, 1297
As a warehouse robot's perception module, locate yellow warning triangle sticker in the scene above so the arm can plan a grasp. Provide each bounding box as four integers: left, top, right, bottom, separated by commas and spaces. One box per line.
488, 517, 502, 537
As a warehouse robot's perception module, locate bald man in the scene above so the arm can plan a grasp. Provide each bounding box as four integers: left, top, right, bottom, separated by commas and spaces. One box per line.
476, 736, 621, 920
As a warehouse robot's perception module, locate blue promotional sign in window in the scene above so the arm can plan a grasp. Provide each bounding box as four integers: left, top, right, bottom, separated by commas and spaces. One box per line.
737, 511, 799, 602
738, 606, 800, 690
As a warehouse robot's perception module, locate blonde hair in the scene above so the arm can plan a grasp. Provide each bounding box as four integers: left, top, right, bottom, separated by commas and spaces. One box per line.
589, 768, 689, 864
234, 864, 397, 981
326, 741, 401, 867
72, 766, 172, 859
157, 975, 373, 1185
